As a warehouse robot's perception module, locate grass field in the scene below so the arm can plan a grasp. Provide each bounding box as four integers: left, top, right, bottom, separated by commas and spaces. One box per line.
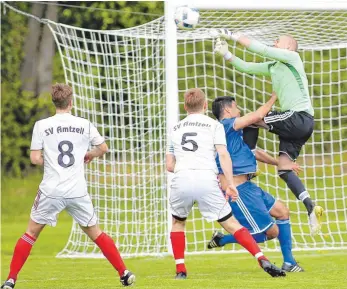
2, 173, 347, 289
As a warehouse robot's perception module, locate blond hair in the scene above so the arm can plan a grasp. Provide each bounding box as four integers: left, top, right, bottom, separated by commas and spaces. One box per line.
51, 83, 73, 109
184, 88, 206, 113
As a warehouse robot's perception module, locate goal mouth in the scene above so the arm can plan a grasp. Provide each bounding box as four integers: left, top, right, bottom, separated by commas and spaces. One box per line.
43, 8, 347, 257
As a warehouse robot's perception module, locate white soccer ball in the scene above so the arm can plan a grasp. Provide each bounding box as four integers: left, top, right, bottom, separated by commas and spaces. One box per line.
174, 6, 200, 30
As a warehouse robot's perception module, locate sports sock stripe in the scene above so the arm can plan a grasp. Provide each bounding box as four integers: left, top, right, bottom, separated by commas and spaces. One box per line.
21, 235, 35, 246
175, 259, 184, 264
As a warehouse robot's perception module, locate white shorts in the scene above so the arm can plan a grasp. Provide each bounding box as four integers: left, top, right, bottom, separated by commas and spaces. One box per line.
30, 190, 97, 227
170, 170, 232, 222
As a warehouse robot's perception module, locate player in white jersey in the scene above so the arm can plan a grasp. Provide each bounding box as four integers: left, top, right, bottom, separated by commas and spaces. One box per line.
1, 84, 135, 289
166, 88, 285, 279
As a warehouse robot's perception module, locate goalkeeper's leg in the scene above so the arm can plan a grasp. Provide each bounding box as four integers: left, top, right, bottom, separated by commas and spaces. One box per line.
278, 153, 323, 235
263, 110, 323, 234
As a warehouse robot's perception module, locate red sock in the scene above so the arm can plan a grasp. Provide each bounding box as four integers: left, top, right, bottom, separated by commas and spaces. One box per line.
94, 233, 126, 277
170, 232, 186, 273
7, 233, 36, 281
233, 227, 267, 261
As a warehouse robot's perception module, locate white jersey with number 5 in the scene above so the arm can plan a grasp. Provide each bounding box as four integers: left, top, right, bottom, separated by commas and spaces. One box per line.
167, 114, 226, 174
30, 113, 104, 198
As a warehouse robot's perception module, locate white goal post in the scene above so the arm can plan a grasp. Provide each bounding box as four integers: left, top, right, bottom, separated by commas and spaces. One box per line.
11, 0, 344, 257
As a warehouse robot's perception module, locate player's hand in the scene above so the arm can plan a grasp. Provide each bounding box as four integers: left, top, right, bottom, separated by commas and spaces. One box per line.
271, 91, 278, 100
214, 38, 231, 58
291, 162, 303, 175
277, 161, 302, 175
225, 184, 239, 202
209, 28, 234, 40
84, 152, 93, 164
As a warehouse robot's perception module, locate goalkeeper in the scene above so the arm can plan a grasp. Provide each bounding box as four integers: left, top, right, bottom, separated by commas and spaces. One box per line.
212, 30, 323, 234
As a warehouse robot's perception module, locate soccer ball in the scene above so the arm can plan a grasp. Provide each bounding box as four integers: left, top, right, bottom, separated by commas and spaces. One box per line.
174, 6, 200, 30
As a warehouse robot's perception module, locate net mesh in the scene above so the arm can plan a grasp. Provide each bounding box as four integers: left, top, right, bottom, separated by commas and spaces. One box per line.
50, 10, 347, 257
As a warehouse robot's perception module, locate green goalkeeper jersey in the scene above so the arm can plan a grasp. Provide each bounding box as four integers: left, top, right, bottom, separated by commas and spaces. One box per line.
230, 40, 314, 116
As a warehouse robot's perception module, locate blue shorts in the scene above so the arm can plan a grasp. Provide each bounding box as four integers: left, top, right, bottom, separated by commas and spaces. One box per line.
229, 181, 276, 234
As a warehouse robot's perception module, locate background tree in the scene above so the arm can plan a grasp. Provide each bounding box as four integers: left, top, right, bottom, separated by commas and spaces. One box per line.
1, 1, 164, 177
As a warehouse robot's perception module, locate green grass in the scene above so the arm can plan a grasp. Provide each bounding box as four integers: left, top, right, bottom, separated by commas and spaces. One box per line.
1, 218, 347, 288
2, 172, 347, 288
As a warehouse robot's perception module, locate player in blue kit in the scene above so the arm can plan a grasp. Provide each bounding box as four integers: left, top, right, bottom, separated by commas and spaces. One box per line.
207, 94, 304, 272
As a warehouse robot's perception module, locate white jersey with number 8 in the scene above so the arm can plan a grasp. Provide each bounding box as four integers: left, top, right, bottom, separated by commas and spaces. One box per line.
30, 113, 104, 198
167, 114, 226, 174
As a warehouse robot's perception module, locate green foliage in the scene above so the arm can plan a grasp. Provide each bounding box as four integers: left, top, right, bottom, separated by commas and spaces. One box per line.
1, 2, 164, 176
58, 1, 163, 30
1, 3, 53, 176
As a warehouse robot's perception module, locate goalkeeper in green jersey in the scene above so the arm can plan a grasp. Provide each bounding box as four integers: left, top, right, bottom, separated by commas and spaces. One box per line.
212, 29, 323, 235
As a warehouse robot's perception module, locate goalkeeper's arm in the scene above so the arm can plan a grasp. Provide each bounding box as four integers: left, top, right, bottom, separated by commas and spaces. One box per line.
214, 39, 272, 77
214, 29, 297, 63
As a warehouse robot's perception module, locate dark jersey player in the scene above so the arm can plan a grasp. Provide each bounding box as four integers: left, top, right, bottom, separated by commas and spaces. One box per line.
207, 95, 304, 272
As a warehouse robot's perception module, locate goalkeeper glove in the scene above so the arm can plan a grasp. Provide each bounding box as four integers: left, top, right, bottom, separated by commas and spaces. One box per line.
214, 38, 233, 60
210, 28, 241, 41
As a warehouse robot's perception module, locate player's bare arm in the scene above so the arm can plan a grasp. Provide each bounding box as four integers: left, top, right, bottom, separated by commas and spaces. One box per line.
166, 154, 176, 173
233, 92, 277, 131
255, 149, 278, 166
30, 150, 44, 166
255, 149, 302, 175
84, 142, 108, 164
215, 144, 238, 202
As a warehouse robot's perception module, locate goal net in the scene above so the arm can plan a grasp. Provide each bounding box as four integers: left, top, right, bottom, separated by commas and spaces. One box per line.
46, 9, 347, 258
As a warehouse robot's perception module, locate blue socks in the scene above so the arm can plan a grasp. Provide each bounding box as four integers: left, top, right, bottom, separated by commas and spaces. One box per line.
277, 219, 296, 265
220, 232, 268, 246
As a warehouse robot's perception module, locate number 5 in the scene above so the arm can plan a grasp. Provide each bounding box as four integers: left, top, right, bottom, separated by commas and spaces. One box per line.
181, 132, 198, 152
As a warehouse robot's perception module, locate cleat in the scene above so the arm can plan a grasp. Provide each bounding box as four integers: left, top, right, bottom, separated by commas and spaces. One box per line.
207, 231, 224, 249
1, 279, 15, 289
120, 270, 135, 287
309, 205, 324, 235
259, 259, 286, 277
282, 262, 304, 272
175, 272, 187, 279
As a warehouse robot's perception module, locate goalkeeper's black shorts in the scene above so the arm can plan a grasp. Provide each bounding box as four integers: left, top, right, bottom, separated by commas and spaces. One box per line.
264, 110, 314, 161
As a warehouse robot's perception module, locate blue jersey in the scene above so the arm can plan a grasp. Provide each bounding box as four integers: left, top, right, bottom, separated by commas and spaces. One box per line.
216, 118, 257, 175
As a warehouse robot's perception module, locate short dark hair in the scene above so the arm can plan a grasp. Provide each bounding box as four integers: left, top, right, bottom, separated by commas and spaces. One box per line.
212, 96, 235, 120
